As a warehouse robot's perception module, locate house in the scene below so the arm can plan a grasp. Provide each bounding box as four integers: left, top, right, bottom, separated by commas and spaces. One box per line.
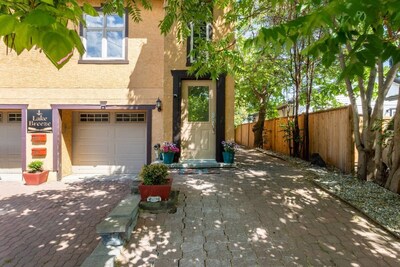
335, 79, 399, 118
0, 0, 235, 181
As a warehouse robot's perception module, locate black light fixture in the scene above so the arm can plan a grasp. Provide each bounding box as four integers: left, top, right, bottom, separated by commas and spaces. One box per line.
156, 98, 162, 112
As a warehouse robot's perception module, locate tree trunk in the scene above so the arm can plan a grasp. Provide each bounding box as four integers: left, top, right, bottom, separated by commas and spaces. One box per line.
253, 105, 267, 148
386, 93, 400, 193
373, 62, 385, 185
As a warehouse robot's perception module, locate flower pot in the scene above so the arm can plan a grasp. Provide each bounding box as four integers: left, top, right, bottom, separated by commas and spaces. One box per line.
23, 170, 49, 185
222, 151, 235, 163
163, 152, 175, 164
138, 178, 173, 201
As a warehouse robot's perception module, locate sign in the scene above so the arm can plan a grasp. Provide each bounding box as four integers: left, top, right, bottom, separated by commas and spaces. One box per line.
27, 109, 52, 133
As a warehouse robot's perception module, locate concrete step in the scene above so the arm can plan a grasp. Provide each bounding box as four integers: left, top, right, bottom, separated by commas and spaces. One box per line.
96, 194, 140, 246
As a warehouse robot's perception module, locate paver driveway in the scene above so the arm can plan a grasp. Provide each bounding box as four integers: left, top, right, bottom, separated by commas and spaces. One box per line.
118, 149, 400, 266
0, 178, 132, 267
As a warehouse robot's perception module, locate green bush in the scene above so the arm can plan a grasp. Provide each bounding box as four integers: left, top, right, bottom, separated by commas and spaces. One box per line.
139, 164, 169, 185
28, 160, 44, 173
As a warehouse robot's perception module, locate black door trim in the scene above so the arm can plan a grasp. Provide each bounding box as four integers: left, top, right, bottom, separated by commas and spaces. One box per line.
171, 70, 225, 162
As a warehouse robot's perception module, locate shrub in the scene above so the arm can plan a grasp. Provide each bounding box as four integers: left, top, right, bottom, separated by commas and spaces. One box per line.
28, 160, 44, 173
139, 164, 169, 185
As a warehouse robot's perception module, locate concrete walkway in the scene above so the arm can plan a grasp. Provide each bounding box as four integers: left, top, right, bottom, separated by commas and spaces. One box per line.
118, 149, 400, 266
0, 178, 132, 267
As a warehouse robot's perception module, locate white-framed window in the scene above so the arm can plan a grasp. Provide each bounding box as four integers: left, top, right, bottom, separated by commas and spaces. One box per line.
8, 113, 21, 122
188, 22, 212, 65
82, 12, 126, 61
115, 113, 146, 122
80, 113, 110, 122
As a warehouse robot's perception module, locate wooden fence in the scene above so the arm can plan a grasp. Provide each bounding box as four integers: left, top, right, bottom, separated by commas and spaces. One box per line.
235, 106, 354, 173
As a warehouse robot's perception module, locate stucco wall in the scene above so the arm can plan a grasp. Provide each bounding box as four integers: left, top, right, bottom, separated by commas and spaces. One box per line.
0, 0, 234, 176
162, 5, 235, 142
0, 0, 165, 173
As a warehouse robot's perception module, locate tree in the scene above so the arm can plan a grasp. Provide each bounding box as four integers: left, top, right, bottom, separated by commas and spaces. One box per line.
252, 0, 400, 190
235, 49, 286, 148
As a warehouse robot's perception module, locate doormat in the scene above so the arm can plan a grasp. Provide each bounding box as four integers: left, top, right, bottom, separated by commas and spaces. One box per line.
178, 169, 220, 175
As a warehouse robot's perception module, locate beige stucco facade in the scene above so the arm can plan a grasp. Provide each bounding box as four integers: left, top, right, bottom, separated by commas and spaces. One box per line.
0, 0, 234, 180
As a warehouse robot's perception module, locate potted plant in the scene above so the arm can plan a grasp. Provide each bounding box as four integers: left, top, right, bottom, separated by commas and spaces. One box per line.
138, 164, 172, 201
161, 141, 180, 164
23, 160, 49, 185
221, 141, 238, 163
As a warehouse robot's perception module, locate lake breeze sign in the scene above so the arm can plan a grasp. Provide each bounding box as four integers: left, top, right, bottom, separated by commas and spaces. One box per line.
27, 109, 52, 133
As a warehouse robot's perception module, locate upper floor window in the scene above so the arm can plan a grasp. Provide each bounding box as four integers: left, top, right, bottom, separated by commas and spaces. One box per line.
81, 12, 128, 63
187, 22, 212, 65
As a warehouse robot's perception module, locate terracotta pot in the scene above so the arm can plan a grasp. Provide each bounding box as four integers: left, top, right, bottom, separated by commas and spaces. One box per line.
138, 178, 173, 201
23, 170, 49, 185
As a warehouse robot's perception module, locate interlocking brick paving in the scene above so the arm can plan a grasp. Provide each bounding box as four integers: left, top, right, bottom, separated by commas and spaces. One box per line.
118, 149, 400, 267
0, 179, 131, 267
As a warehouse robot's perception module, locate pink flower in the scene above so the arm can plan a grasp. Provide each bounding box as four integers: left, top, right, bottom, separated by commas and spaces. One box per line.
161, 142, 180, 153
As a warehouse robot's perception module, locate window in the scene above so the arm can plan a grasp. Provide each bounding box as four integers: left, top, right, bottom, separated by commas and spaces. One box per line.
80, 113, 109, 122
0, 113, 2, 122
116, 113, 146, 122
8, 113, 21, 122
81, 12, 127, 62
187, 22, 212, 65
188, 86, 210, 122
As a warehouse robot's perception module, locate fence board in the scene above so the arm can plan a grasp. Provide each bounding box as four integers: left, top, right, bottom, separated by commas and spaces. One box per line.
235, 106, 354, 173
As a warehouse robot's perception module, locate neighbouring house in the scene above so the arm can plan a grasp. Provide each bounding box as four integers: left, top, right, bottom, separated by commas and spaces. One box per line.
335, 79, 399, 118
0, 0, 235, 181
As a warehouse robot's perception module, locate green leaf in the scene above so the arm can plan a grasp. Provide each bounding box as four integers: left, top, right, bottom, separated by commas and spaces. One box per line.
382, 43, 397, 62
42, 31, 74, 69
0, 15, 17, 36
24, 10, 56, 26
322, 51, 336, 67
40, 0, 54, 5
13, 23, 33, 54
69, 30, 85, 55
83, 3, 98, 17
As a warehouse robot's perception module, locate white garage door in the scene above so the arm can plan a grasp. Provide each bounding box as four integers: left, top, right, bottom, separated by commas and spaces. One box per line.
72, 112, 146, 174
0, 112, 22, 180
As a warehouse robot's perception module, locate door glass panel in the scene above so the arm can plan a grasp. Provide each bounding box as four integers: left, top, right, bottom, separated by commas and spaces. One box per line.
188, 86, 209, 122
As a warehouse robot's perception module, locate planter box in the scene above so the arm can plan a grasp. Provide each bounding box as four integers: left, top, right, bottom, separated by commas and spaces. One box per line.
138, 178, 173, 201
31, 134, 47, 143
23, 170, 49, 185
32, 148, 47, 157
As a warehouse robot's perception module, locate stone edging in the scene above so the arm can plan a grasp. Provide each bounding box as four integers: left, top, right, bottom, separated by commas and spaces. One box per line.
311, 179, 400, 240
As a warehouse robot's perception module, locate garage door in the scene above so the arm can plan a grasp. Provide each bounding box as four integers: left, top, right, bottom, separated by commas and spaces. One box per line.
0, 112, 22, 180
72, 112, 146, 174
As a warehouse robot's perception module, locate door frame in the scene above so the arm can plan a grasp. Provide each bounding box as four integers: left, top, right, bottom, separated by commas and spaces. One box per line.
51, 104, 156, 179
171, 70, 225, 162
0, 104, 28, 173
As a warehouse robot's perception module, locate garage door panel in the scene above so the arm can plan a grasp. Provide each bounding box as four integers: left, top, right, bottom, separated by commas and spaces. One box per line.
75, 144, 111, 155
115, 125, 146, 138
115, 142, 146, 154
77, 128, 111, 140
72, 112, 146, 175
0, 112, 22, 176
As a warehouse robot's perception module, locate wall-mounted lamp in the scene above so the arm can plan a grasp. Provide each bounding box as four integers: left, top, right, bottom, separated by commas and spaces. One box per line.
156, 98, 162, 112
100, 101, 107, 109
